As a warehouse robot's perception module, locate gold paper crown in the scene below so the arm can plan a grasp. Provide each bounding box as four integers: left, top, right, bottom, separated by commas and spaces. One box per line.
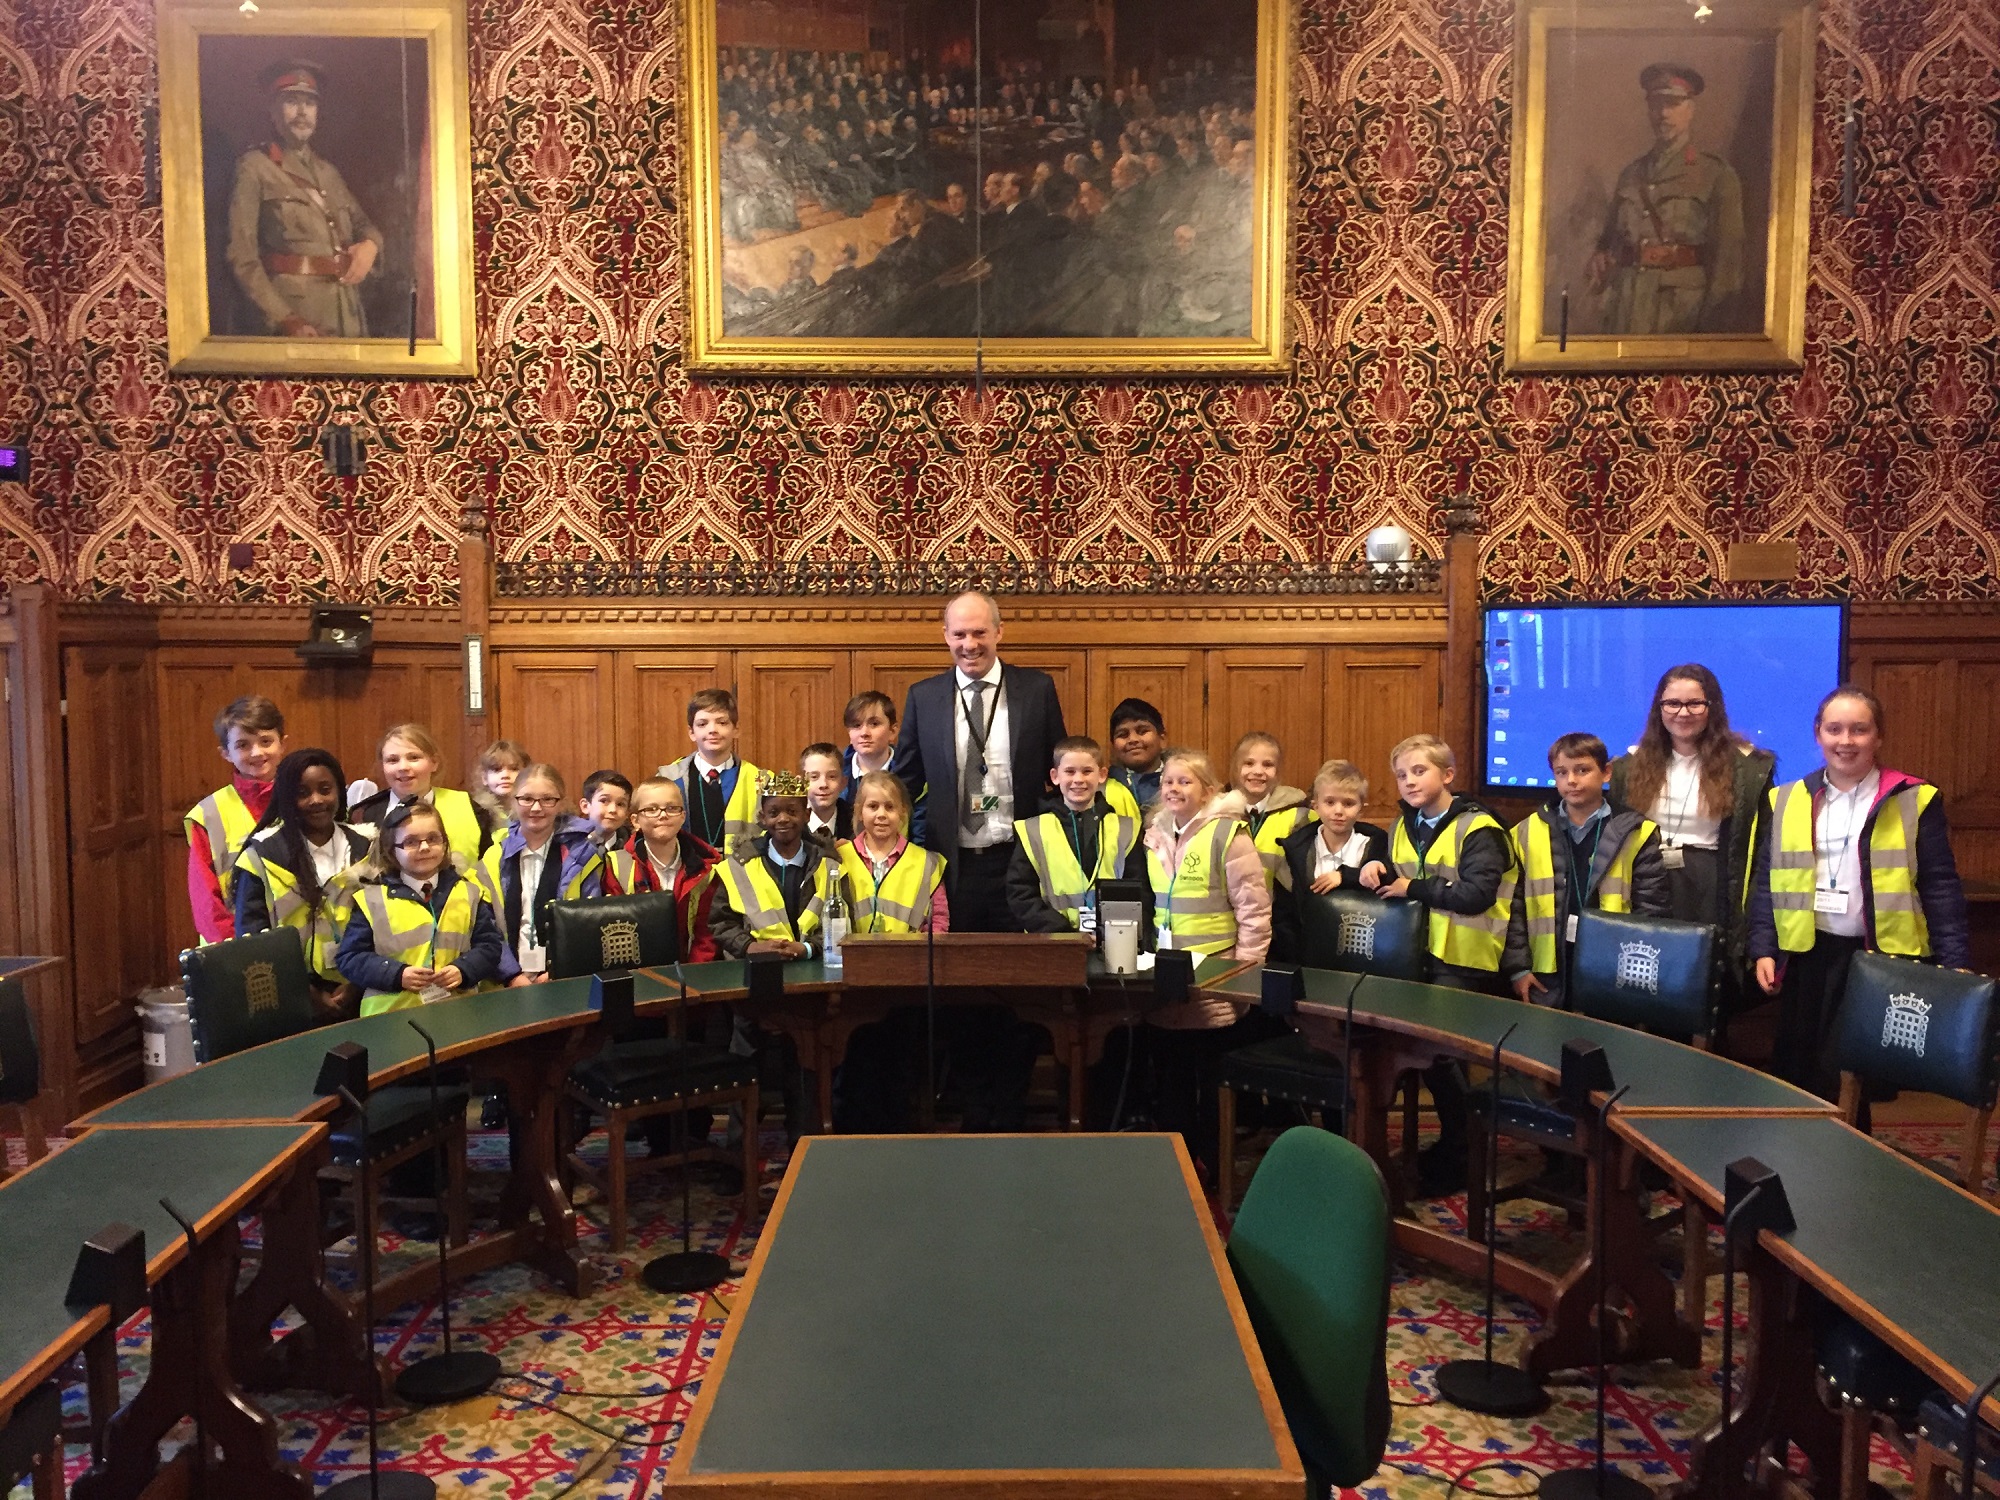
756, 769, 809, 799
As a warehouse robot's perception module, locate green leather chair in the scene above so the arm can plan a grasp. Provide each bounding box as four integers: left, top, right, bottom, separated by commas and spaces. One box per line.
1227, 1126, 1391, 1495
181, 928, 473, 1280
548, 893, 761, 1251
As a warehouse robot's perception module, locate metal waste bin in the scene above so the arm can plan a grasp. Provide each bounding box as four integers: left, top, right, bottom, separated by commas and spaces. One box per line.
135, 986, 196, 1082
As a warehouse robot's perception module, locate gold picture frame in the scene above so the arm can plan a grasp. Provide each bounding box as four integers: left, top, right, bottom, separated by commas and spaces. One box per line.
679, 0, 1292, 375
158, 0, 476, 376
1505, 0, 1815, 372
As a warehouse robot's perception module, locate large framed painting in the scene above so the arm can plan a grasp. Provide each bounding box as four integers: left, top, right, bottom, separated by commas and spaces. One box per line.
1505, 0, 1815, 372
680, 0, 1292, 374
158, 0, 477, 376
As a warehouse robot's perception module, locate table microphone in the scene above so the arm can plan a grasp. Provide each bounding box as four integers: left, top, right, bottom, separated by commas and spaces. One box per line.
394, 1018, 500, 1406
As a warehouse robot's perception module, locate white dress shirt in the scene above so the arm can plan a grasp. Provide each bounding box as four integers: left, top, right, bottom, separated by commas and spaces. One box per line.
1313, 828, 1372, 879
953, 661, 1013, 848
307, 831, 347, 888
1653, 752, 1723, 850
1814, 769, 1879, 938
516, 837, 551, 970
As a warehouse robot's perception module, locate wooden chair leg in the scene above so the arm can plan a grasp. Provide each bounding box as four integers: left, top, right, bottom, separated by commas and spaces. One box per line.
741, 1086, 760, 1216
607, 1115, 628, 1255
1216, 1085, 1237, 1213
1836, 1402, 1872, 1500
30, 1430, 63, 1500
1912, 1436, 1945, 1500
1682, 1196, 1709, 1332
1961, 1105, 1991, 1195
1400, 1074, 1420, 1168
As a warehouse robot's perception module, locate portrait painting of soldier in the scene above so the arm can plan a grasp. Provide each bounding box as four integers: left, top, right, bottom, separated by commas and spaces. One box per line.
704, 0, 1264, 342
196, 36, 436, 341
1538, 36, 1774, 339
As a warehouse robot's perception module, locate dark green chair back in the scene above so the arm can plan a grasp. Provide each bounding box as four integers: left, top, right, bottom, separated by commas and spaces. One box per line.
0, 977, 40, 1106
1572, 910, 1716, 1037
1831, 951, 1999, 1109
547, 892, 680, 981
1227, 1126, 1391, 1489
181, 927, 317, 1063
1300, 891, 1428, 981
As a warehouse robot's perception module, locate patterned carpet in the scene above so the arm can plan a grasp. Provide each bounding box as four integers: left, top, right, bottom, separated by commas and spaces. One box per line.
14, 1113, 1989, 1500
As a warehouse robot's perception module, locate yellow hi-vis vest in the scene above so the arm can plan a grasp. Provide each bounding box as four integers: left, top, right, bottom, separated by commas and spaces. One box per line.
353, 873, 492, 1015
1147, 819, 1246, 955
186, 785, 259, 902
1766, 778, 1937, 957
662, 756, 765, 858
1514, 813, 1657, 974
834, 840, 947, 933
427, 788, 488, 865
719, 852, 827, 943
1104, 779, 1142, 822
1249, 804, 1313, 892
1013, 810, 1140, 928
233, 831, 361, 982
1390, 809, 1517, 971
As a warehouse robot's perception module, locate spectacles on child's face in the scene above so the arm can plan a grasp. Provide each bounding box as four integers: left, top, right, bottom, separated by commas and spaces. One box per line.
396, 833, 445, 851
634, 804, 683, 819
1660, 699, 1710, 715
515, 793, 561, 808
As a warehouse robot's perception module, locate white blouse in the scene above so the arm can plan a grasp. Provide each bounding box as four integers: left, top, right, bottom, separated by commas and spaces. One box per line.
1651, 752, 1723, 850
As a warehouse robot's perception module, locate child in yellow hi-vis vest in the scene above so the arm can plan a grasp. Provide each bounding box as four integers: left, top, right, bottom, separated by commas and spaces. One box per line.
1362, 733, 1518, 1197
1503, 732, 1670, 1013
336, 802, 507, 1015
187, 695, 287, 944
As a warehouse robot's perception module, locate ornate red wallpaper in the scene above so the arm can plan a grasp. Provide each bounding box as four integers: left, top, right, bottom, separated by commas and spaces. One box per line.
0, 0, 1993, 604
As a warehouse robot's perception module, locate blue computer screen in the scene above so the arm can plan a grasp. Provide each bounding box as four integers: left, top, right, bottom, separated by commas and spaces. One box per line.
1483, 603, 1844, 789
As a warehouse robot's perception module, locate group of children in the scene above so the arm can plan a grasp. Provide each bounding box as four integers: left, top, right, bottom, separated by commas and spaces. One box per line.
188, 663, 1968, 1189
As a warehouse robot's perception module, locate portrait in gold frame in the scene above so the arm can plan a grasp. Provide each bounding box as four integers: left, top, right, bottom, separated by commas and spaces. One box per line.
680, 0, 1292, 375
1505, 0, 1815, 372
158, 0, 476, 376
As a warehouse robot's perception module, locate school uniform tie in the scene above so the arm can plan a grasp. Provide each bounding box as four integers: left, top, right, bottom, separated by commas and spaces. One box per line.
960, 680, 988, 836
419, 882, 434, 907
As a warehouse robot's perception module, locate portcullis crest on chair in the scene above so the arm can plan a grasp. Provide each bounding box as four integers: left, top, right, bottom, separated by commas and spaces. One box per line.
1338, 910, 1377, 960
1614, 939, 1661, 995
1880, 993, 1931, 1057
599, 920, 641, 970
244, 960, 280, 1015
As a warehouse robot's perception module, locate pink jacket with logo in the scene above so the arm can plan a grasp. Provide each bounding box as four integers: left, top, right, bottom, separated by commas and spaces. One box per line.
1143, 788, 1271, 1029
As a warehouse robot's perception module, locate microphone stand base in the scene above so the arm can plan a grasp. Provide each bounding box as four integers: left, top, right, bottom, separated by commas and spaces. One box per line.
320, 1470, 440, 1499
642, 1249, 731, 1295
1541, 1466, 1653, 1500
394, 1350, 502, 1406
1435, 1358, 1549, 1416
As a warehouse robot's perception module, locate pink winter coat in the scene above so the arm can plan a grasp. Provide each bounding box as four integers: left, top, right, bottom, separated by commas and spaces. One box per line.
1144, 788, 1271, 1029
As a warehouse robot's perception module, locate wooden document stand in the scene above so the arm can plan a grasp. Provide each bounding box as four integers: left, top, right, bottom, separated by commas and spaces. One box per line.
838, 932, 1093, 989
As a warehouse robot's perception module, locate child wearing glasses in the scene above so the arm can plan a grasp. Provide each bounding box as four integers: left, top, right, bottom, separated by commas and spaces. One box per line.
337, 802, 506, 1014
604, 776, 726, 962
483, 763, 603, 983
1609, 663, 1777, 1034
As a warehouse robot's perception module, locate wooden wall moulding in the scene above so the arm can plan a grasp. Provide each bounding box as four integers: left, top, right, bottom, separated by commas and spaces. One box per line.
56, 603, 463, 647
486, 594, 1450, 650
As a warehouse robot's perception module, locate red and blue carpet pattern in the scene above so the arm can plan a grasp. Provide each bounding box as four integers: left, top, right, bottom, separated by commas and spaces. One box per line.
10, 1116, 1986, 1499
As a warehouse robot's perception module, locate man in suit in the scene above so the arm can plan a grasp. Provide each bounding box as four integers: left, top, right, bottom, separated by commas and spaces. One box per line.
896, 589, 1067, 928
894, 589, 1067, 1129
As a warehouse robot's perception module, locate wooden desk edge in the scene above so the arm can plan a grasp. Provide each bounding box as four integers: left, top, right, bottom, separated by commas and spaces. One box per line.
0, 1119, 324, 1423
1612, 1112, 2000, 1425
664, 1468, 1303, 1497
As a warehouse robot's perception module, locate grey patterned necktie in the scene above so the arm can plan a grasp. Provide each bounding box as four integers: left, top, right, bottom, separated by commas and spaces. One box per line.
960, 680, 989, 835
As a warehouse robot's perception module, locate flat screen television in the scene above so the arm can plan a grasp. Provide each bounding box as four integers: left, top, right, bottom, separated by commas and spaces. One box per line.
1483, 602, 1846, 790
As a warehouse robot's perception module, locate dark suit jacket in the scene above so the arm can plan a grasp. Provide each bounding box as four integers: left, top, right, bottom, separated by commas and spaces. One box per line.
894, 662, 1067, 869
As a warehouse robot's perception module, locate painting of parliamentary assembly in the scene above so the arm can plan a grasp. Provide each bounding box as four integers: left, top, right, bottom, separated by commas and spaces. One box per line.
681, 0, 1291, 373
158, 0, 478, 376
1505, 0, 1815, 372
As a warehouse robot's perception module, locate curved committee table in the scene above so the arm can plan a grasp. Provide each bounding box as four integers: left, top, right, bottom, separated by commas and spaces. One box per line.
8, 947, 1996, 1500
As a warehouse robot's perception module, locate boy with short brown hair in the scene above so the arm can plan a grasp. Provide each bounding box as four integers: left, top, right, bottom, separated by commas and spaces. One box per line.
658, 688, 764, 859
187, 695, 287, 943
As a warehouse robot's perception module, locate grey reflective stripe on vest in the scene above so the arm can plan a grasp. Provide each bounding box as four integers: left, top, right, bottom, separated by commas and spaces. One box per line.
1768, 783, 1816, 869
194, 797, 236, 880
722, 861, 792, 934
1520, 874, 1557, 896
1771, 892, 1816, 910
1018, 818, 1087, 914
1873, 891, 1921, 912
356, 883, 474, 964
